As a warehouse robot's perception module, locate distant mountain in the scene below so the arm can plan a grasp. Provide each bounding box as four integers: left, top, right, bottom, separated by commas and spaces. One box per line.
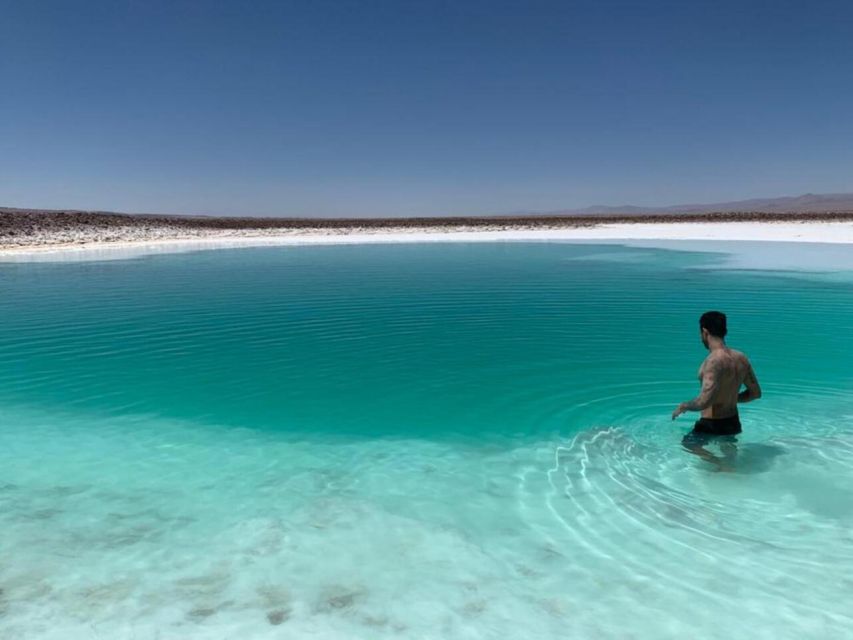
3, 192, 853, 221
542, 192, 853, 216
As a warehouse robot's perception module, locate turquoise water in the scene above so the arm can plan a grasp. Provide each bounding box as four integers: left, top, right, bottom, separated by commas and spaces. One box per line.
1, 242, 852, 639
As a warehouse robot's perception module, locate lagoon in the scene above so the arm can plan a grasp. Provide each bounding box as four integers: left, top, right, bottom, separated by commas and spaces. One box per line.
1, 241, 852, 639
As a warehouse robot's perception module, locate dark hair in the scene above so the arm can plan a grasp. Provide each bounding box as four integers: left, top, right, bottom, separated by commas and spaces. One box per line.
700, 311, 727, 338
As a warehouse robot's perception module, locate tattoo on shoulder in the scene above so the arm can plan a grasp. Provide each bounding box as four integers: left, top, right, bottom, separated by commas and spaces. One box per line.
706, 356, 725, 374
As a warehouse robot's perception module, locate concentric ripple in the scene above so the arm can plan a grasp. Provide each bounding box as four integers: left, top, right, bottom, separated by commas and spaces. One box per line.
1, 242, 852, 639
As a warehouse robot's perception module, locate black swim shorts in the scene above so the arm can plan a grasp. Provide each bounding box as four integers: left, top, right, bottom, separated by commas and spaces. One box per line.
682, 414, 741, 447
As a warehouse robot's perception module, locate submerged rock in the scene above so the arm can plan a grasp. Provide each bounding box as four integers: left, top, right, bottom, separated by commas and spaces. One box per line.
314, 585, 368, 613
266, 608, 290, 625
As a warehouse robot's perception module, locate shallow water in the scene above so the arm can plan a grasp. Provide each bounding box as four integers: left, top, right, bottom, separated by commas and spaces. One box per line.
1, 242, 852, 639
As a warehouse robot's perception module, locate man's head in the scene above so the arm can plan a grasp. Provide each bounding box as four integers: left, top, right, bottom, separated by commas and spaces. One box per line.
699, 311, 727, 348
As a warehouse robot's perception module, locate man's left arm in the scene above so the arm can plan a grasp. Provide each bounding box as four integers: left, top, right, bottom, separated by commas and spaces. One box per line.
672, 360, 719, 420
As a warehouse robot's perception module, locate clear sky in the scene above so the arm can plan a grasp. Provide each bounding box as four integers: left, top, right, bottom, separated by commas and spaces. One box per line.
1, 0, 852, 217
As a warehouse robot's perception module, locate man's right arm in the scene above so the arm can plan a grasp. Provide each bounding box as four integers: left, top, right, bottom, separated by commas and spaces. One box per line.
738, 361, 762, 403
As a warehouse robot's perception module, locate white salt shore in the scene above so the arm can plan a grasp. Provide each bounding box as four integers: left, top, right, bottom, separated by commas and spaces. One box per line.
1, 221, 852, 263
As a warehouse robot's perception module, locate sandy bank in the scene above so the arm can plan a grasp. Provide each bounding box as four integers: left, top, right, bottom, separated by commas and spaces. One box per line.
1, 220, 852, 261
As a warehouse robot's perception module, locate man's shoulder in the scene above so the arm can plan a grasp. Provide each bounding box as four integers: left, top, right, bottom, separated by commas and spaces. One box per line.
708, 348, 748, 366
728, 348, 750, 362
725, 348, 754, 371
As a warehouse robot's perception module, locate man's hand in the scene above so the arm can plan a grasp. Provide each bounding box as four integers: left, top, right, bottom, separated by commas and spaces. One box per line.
671, 403, 687, 420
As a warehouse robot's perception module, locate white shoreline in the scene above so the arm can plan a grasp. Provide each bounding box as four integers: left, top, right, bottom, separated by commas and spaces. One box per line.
2, 221, 853, 262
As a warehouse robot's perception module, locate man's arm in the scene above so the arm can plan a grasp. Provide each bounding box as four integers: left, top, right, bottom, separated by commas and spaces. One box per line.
672, 359, 720, 420
738, 362, 762, 403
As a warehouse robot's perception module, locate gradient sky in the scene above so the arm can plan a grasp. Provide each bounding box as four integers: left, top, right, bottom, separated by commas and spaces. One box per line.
2, 0, 852, 217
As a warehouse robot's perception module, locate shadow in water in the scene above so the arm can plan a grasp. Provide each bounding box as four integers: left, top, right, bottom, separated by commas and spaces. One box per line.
682, 436, 787, 474
731, 443, 788, 474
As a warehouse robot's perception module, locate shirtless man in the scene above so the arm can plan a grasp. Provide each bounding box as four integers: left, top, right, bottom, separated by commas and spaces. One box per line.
672, 311, 762, 468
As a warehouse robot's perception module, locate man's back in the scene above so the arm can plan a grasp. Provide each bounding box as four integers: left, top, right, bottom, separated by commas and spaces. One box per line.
698, 348, 758, 419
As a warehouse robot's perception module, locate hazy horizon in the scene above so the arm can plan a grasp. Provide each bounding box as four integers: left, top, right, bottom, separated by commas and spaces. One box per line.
5, 190, 853, 219
2, 1, 852, 217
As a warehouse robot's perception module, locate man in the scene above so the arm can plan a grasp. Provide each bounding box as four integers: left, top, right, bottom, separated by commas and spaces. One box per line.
672, 311, 762, 469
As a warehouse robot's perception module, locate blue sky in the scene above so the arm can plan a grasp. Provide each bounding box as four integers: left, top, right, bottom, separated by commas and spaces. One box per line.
1, 0, 852, 217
